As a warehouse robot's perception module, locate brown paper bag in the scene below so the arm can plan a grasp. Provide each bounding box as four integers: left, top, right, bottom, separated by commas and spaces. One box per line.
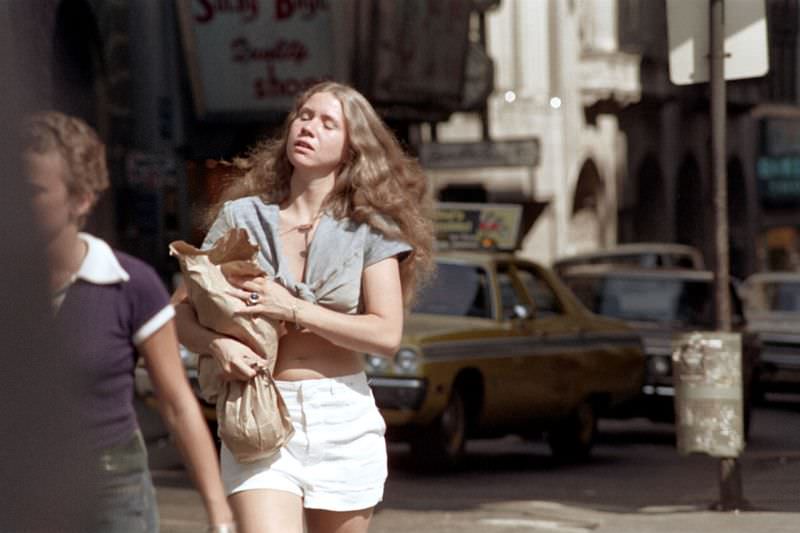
217, 370, 294, 463
170, 229, 293, 462
170, 229, 279, 364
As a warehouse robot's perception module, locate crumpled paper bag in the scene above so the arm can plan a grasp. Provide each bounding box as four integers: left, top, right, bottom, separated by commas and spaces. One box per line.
170, 228, 293, 462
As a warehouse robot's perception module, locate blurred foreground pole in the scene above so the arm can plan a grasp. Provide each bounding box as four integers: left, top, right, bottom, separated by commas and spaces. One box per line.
0, 5, 95, 531
710, 0, 743, 510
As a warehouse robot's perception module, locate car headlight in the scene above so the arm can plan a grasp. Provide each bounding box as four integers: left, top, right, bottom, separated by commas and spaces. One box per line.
364, 354, 391, 373
394, 348, 420, 374
648, 355, 672, 377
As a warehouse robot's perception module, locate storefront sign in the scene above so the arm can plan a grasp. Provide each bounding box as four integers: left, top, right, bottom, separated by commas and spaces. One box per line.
757, 156, 800, 200
419, 139, 541, 169
758, 118, 800, 203
176, 0, 334, 117
371, 0, 470, 105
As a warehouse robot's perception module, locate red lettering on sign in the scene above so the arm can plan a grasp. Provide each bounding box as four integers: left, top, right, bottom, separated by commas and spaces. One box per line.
194, 0, 259, 24
253, 65, 328, 99
274, 0, 329, 21
231, 37, 308, 64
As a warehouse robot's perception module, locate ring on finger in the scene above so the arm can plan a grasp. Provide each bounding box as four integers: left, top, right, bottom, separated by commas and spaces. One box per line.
247, 292, 260, 306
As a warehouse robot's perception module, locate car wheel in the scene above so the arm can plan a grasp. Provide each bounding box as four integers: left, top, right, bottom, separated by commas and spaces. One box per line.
547, 400, 597, 462
411, 386, 467, 470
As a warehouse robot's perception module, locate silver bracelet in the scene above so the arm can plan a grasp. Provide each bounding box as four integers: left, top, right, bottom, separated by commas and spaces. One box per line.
291, 300, 303, 330
207, 524, 237, 533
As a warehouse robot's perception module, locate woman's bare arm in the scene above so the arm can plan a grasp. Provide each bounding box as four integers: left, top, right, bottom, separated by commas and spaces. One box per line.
138, 320, 233, 528
172, 285, 263, 380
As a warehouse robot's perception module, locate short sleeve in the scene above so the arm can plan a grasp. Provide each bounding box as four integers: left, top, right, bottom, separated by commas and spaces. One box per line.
364, 228, 413, 268
122, 257, 175, 346
202, 202, 233, 249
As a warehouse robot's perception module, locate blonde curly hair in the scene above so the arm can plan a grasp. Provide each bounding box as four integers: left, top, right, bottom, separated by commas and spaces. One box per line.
208, 82, 435, 307
23, 111, 109, 227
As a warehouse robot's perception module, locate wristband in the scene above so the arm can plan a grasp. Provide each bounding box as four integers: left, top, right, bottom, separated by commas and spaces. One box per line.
206, 524, 236, 533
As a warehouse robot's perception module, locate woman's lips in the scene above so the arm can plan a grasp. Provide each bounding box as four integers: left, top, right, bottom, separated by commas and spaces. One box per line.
294, 140, 314, 151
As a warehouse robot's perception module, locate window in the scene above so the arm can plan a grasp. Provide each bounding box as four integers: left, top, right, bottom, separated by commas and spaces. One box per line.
497, 271, 526, 320
517, 268, 563, 317
413, 263, 492, 318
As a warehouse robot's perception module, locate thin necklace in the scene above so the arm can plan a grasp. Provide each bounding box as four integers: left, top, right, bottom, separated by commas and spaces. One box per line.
279, 211, 323, 259
278, 211, 322, 235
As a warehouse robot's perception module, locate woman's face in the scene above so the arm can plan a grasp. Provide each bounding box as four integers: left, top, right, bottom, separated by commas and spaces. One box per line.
24, 151, 90, 243
286, 91, 348, 174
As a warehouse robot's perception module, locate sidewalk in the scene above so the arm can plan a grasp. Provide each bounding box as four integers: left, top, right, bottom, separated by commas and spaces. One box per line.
370, 452, 800, 533
154, 450, 800, 533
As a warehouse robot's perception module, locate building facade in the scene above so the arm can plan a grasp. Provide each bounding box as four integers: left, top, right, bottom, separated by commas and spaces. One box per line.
425, 0, 640, 266
14, 0, 493, 284
617, 0, 800, 278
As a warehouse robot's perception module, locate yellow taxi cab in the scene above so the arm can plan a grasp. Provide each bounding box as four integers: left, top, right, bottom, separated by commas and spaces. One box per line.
365, 203, 645, 467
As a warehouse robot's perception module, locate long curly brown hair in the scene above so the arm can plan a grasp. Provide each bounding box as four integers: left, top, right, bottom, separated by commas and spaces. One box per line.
207, 82, 435, 307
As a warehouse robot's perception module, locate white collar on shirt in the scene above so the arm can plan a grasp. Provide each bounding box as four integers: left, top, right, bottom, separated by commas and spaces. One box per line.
75, 232, 130, 284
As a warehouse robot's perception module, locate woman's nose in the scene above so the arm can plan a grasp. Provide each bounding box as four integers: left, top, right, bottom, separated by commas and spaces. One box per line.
299, 123, 315, 137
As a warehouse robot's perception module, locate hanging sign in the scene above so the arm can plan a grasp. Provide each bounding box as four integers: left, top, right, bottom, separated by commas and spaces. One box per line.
176, 0, 334, 118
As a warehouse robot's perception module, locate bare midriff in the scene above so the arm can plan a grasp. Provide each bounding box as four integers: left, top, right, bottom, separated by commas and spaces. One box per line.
273, 212, 365, 380
273, 327, 363, 381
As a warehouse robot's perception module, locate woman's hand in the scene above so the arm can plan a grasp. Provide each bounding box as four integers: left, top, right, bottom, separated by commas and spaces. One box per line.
227, 275, 296, 323
208, 336, 266, 381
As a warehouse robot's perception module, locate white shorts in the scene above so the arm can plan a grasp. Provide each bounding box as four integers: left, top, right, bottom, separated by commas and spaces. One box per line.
220, 371, 388, 511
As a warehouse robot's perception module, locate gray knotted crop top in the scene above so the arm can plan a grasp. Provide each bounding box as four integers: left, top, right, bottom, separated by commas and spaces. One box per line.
202, 196, 412, 314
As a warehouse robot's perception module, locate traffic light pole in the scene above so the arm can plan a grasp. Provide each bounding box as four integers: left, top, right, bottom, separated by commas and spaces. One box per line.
710, 0, 744, 511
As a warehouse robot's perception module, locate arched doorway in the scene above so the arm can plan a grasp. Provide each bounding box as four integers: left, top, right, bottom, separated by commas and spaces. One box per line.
634, 153, 667, 241
568, 159, 606, 253
675, 154, 705, 253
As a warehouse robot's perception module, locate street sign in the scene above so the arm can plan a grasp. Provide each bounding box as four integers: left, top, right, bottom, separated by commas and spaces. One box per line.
666, 0, 769, 85
418, 139, 540, 169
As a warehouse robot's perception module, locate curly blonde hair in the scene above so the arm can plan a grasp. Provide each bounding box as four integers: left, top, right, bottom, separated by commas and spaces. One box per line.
208, 82, 435, 307
23, 111, 109, 228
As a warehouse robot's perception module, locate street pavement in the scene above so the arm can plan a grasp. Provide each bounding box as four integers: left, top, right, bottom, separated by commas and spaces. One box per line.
144, 399, 800, 533
371, 456, 800, 533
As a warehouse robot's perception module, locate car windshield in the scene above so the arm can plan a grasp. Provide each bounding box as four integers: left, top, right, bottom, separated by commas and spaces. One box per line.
564, 275, 713, 327
745, 281, 800, 313
413, 263, 492, 318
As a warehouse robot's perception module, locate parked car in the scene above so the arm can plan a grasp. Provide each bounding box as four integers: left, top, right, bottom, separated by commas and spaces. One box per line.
553, 243, 705, 278
560, 265, 758, 433
366, 251, 645, 466
740, 271, 800, 398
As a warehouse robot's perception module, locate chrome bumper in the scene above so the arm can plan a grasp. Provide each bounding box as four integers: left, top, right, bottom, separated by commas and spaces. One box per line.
368, 377, 427, 410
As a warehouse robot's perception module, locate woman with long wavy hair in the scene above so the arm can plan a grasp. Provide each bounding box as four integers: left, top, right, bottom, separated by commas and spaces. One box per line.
173, 81, 434, 533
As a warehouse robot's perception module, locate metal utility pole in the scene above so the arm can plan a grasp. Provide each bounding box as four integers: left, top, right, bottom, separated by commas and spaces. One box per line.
710, 0, 743, 510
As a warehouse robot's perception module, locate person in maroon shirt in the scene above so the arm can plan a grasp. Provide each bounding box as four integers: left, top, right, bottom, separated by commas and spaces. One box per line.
23, 111, 234, 533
